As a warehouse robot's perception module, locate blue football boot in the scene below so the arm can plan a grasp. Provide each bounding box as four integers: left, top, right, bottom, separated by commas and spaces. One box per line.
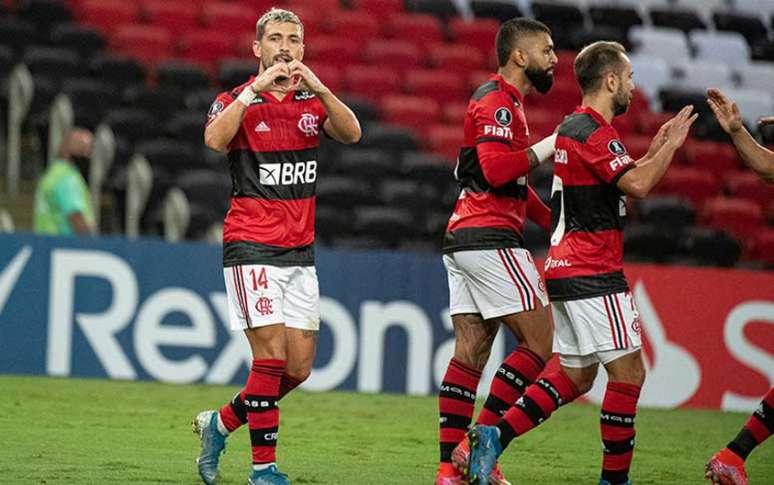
467, 425, 503, 485
193, 410, 227, 484
247, 464, 291, 485
599, 480, 632, 485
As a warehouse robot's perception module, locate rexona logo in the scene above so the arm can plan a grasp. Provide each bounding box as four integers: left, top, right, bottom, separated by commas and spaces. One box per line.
259, 160, 317, 185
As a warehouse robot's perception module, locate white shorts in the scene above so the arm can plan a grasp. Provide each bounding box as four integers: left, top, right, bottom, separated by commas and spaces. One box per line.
223, 264, 320, 331
552, 291, 642, 364
443, 248, 548, 320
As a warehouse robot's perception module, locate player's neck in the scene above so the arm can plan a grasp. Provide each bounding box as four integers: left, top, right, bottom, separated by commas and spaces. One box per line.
498, 66, 531, 98
581, 95, 615, 124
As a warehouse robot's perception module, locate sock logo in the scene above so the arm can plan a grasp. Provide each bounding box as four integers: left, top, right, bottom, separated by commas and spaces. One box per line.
440, 384, 476, 400
497, 367, 526, 388
263, 432, 278, 441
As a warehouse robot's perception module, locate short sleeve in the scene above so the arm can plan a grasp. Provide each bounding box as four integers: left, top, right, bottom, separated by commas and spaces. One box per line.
206, 92, 236, 127
472, 92, 522, 146
579, 129, 635, 185
51, 175, 85, 216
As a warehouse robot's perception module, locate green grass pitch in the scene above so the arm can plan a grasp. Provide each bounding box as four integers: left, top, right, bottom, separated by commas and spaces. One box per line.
1, 375, 771, 484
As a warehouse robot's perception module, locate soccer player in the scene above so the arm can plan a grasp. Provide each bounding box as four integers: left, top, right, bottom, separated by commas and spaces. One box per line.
707, 88, 774, 182
462, 41, 697, 485
193, 8, 360, 485
705, 388, 773, 484
436, 18, 560, 485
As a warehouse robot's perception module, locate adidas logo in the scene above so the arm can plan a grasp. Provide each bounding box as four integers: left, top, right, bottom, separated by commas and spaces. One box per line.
255, 121, 270, 133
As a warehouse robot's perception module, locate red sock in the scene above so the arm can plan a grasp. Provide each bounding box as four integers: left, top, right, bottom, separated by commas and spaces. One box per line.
439, 358, 482, 464
496, 369, 581, 448
246, 359, 285, 464
278, 374, 304, 399
728, 387, 774, 460
219, 390, 247, 433
477, 346, 545, 426
600, 381, 641, 485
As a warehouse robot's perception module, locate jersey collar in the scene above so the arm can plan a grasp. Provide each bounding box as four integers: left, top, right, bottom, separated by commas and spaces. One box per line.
491, 73, 525, 107
576, 105, 610, 126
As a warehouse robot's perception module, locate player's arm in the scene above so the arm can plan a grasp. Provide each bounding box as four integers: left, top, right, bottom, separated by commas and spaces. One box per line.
474, 93, 556, 187
288, 61, 361, 144
707, 88, 774, 183
617, 105, 697, 198
527, 185, 551, 232
204, 63, 294, 153
68, 212, 91, 235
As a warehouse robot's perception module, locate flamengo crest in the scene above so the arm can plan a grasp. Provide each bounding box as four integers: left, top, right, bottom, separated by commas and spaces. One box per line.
298, 113, 320, 136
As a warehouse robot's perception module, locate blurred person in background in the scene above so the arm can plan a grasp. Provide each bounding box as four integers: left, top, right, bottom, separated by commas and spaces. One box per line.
462, 41, 697, 485
436, 18, 559, 485
33, 127, 95, 236
707, 88, 774, 183
192, 7, 360, 485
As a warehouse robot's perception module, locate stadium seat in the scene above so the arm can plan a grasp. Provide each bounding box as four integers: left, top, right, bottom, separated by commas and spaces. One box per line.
75, 0, 140, 35
469, 0, 522, 22
277, 4, 322, 37
752, 39, 774, 62
589, 5, 643, 35
301, 61, 344, 94
448, 18, 500, 58
636, 196, 696, 232
753, 228, 774, 267
201, 3, 257, 32
344, 64, 400, 102
725, 171, 774, 209
179, 30, 237, 71
624, 223, 681, 263
316, 174, 382, 207
673, 60, 734, 91
103, 108, 160, 146
650, 7, 706, 33
155, 61, 211, 94
50, 23, 105, 58
17, 0, 72, 33
363, 39, 422, 70
638, 111, 674, 136
349, 0, 404, 20
690, 31, 751, 67
404, 0, 458, 19
427, 42, 486, 77
713, 12, 768, 49
286, 0, 341, 12
111, 25, 173, 67
655, 166, 720, 208
404, 69, 467, 104
629, 26, 691, 65
358, 122, 419, 155
733, 0, 774, 18
354, 206, 419, 245
165, 110, 205, 145
620, 134, 651, 159
401, 151, 455, 185
315, 206, 354, 243
61, 77, 115, 129
737, 62, 774, 92
682, 227, 742, 267
683, 139, 740, 174
0, 17, 36, 55
175, 169, 231, 237
719, 88, 774, 128
383, 13, 444, 48
305, 35, 360, 66
22, 46, 81, 80
442, 103, 466, 125
569, 26, 630, 52
339, 95, 379, 125
381, 95, 440, 133
218, 59, 257, 89
143, 0, 199, 37
700, 196, 764, 241
136, 138, 206, 177
379, 179, 440, 211
123, 85, 187, 122
530, 2, 585, 49
323, 11, 379, 44
336, 147, 401, 180
89, 54, 146, 91
426, 124, 463, 160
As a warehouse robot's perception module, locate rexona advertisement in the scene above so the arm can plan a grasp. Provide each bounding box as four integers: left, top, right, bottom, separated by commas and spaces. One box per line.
0, 234, 771, 412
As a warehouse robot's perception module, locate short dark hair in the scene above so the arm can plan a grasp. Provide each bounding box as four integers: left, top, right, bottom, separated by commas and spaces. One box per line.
495, 18, 552, 68
574, 41, 627, 94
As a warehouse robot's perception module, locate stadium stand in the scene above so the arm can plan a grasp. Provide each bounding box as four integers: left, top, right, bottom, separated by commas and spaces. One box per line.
0, 0, 771, 269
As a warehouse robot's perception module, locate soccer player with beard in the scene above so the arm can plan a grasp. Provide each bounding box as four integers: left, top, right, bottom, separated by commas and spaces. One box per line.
462, 41, 697, 485
192, 8, 360, 485
436, 18, 559, 485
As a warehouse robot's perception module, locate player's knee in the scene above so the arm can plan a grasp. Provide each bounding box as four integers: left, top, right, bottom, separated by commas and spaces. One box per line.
573, 375, 596, 395
285, 364, 312, 383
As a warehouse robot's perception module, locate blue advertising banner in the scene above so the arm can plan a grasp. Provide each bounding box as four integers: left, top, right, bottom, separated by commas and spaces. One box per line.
0, 234, 512, 395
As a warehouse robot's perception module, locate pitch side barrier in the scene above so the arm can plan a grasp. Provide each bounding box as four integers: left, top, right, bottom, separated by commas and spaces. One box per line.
0, 234, 771, 412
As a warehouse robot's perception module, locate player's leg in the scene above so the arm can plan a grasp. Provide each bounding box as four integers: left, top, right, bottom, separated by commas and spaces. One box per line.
705, 387, 773, 485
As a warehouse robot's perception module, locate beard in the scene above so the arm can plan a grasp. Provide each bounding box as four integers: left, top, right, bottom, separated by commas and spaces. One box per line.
525, 65, 554, 94
612, 88, 631, 116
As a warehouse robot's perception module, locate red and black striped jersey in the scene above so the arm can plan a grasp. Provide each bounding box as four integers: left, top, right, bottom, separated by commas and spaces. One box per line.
443, 74, 550, 253
545, 106, 636, 300
207, 77, 328, 267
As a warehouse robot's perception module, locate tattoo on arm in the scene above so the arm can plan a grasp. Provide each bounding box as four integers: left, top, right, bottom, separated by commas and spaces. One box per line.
526, 148, 540, 170
302, 330, 319, 340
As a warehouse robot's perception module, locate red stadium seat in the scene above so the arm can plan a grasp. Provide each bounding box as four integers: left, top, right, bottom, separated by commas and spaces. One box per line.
428, 42, 486, 76
638, 111, 673, 136
442, 103, 467, 124
525, 108, 561, 140
725, 170, 774, 209
404, 69, 467, 104
179, 30, 237, 71
684, 139, 741, 174
302, 61, 343, 93
280, 5, 322, 37
654, 166, 720, 208
304, 35, 359, 66
232, 0, 275, 11
754, 228, 774, 266
621, 134, 652, 159
111, 25, 172, 67
363, 39, 421, 69
202, 3, 257, 33
143, 0, 200, 36
448, 18, 500, 57
323, 11, 379, 44
286, 0, 341, 12
350, 0, 404, 20
383, 13, 444, 48
344, 64, 400, 101
700, 196, 764, 241
541, 82, 580, 114
613, 112, 637, 135
468, 70, 492, 92
236, 31, 257, 59
426, 124, 464, 160
76, 0, 140, 34
381, 94, 440, 132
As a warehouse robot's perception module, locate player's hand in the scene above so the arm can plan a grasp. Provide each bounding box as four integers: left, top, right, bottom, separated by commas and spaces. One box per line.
287, 60, 329, 95
250, 62, 299, 94
758, 116, 774, 126
646, 118, 673, 158
707, 88, 742, 134
663, 105, 698, 150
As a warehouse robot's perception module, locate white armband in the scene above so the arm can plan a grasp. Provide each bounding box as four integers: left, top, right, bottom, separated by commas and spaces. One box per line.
236, 86, 257, 106
529, 133, 557, 163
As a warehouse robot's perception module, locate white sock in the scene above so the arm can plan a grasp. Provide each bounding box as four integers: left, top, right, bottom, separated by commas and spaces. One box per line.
216, 413, 230, 436
252, 463, 275, 471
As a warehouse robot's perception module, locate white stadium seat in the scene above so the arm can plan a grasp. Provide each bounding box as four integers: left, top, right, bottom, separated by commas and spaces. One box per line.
690, 31, 751, 67
674, 60, 735, 91
721, 88, 774, 128
629, 55, 672, 106
736, 62, 774, 92
630, 26, 691, 65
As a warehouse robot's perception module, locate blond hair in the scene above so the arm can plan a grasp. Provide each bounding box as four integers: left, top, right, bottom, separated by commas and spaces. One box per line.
256, 8, 303, 40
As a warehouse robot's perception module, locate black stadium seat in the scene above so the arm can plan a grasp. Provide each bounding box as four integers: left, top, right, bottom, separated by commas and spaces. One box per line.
650, 8, 706, 33
316, 175, 382, 207
122, 85, 187, 122
400, 151, 453, 187
315, 205, 354, 243
218, 59, 256, 89
61, 77, 115, 129
682, 227, 741, 267
530, 2, 585, 49
0, 18, 36, 55
23, 46, 81, 81
624, 223, 681, 263
336, 147, 400, 180
589, 5, 643, 34
103, 108, 160, 146
17, 0, 72, 34
166, 110, 206, 145
635, 196, 696, 233
358, 123, 418, 155
89, 54, 146, 91
404, 0, 458, 19
354, 206, 418, 245
51, 23, 105, 59
470, 0, 522, 22
713, 12, 768, 48
176, 169, 231, 237
379, 178, 440, 210
156, 60, 211, 94
136, 138, 205, 178
570, 26, 629, 51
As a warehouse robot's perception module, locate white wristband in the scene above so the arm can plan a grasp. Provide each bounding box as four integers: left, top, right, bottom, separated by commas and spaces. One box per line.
530, 133, 557, 163
237, 86, 257, 106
